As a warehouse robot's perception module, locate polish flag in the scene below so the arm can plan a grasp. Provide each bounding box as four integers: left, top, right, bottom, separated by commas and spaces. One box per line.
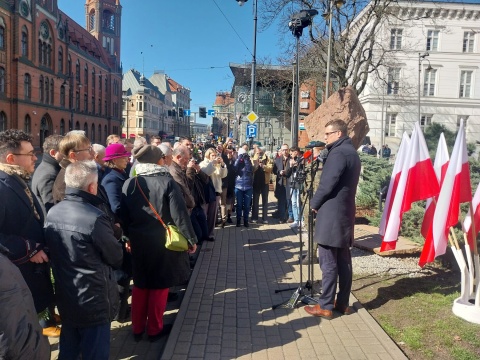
380, 123, 439, 252
419, 119, 472, 266
463, 183, 480, 249
378, 132, 410, 237
420, 133, 450, 238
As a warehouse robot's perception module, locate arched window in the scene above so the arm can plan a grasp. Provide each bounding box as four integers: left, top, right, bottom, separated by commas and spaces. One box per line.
99, 74, 102, 91
84, 94, 88, 112
39, 75, 44, 102
104, 125, 108, 141
60, 119, 65, 135
58, 47, 63, 73
75, 60, 80, 82
0, 112, 6, 131
89, 10, 95, 31
24, 115, 31, 133
42, 42, 47, 65
98, 124, 102, 143
67, 54, 72, 76
0, 67, 5, 94
50, 79, 54, 104
45, 77, 49, 104
38, 40, 43, 63
84, 65, 89, 87
21, 27, 28, 56
83, 122, 88, 136
98, 98, 102, 115
91, 123, 95, 142
24, 73, 31, 99
75, 121, 80, 130
102, 10, 115, 31
46, 44, 52, 67
60, 85, 65, 107
0, 24, 5, 50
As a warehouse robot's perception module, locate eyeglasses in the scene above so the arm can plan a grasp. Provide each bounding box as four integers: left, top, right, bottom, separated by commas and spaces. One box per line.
73, 145, 93, 153
325, 130, 340, 137
12, 152, 36, 158
281, 149, 289, 151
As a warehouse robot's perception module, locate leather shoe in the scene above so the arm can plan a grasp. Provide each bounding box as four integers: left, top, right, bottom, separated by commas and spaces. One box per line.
42, 326, 61, 337
304, 304, 333, 320
334, 302, 355, 315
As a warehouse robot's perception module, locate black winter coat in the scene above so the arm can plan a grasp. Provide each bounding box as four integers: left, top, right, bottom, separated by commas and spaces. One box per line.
0, 245, 50, 360
121, 171, 196, 289
31, 154, 61, 214
101, 168, 128, 216
45, 188, 123, 328
310, 137, 361, 248
0, 170, 54, 313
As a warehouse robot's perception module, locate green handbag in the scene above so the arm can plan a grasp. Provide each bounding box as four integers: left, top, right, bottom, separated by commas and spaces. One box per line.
135, 177, 189, 252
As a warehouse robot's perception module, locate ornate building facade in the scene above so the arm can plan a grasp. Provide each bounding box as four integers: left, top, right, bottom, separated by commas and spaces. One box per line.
0, 0, 122, 148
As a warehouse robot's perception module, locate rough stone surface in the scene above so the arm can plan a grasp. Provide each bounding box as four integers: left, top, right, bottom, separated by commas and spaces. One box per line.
304, 86, 369, 149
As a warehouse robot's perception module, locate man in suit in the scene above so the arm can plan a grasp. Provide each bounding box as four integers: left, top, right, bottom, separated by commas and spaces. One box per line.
0, 129, 55, 333
273, 144, 293, 223
304, 120, 361, 319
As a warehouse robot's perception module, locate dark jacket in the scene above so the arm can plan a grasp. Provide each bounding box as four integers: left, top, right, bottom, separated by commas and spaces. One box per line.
169, 162, 195, 209
187, 167, 209, 206
0, 245, 50, 360
234, 154, 254, 191
310, 137, 361, 248
45, 188, 123, 328
0, 170, 54, 313
273, 155, 292, 186
101, 168, 128, 216
121, 171, 196, 289
31, 153, 61, 214
52, 158, 70, 204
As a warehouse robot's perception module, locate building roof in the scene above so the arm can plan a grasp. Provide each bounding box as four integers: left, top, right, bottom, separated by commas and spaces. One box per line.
149, 71, 171, 96
123, 69, 164, 101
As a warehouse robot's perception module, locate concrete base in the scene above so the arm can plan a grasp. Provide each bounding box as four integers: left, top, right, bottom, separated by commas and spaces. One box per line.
452, 297, 480, 324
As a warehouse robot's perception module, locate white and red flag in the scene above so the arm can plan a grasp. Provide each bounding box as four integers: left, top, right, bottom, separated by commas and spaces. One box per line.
380, 123, 439, 251
463, 183, 480, 249
419, 119, 472, 266
378, 132, 410, 237
420, 133, 450, 239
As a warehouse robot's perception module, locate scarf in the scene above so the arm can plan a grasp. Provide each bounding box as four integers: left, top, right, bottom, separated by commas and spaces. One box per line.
135, 163, 170, 176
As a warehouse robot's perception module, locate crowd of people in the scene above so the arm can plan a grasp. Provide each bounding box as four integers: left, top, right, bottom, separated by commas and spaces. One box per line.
0, 119, 361, 359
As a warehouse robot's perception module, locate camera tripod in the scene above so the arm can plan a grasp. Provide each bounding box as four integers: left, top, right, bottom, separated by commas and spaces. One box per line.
272, 153, 321, 309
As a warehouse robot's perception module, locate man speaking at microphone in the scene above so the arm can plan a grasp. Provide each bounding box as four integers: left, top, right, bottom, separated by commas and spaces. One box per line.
304, 119, 361, 320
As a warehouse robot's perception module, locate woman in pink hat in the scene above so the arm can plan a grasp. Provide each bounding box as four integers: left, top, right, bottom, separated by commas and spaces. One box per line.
101, 143, 131, 216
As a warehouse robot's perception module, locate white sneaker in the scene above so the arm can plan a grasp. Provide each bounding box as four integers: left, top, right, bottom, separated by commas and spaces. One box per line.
289, 221, 299, 228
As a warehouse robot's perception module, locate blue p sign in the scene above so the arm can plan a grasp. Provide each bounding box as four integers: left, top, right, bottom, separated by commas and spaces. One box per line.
246, 124, 257, 138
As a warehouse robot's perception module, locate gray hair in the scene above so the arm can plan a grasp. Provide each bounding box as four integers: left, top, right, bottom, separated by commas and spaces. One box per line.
92, 143, 105, 155
65, 160, 98, 190
133, 136, 147, 149
173, 145, 187, 157
66, 130, 86, 136
158, 143, 172, 156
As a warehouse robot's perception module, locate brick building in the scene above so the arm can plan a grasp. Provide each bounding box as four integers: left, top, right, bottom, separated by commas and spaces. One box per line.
0, 0, 122, 148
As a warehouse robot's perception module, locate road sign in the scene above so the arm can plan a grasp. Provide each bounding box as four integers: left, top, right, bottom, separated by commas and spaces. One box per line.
246, 111, 258, 124
208, 109, 215, 116
299, 122, 305, 130
184, 109, 191, 117
246, 124, 257, 138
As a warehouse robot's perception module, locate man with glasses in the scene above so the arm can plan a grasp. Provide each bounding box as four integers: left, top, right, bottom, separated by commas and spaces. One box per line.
304, 119, 361, 320
0, 129, 55, 340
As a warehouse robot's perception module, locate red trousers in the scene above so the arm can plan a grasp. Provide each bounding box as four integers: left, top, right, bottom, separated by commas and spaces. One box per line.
131, 286, 169, 336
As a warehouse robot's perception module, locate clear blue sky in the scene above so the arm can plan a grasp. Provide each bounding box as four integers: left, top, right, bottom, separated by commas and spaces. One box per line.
58, 0, 288, 124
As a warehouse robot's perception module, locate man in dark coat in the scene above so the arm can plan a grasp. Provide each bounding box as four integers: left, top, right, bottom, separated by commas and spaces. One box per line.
0, 129, 54, 326
45, 160, 123, 359
273, 144, 293, 223
305, 120, 361, 320
32, 134, 64, 214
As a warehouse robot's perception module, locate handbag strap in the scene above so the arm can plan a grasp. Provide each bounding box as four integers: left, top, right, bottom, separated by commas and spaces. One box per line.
135, 177, 169, 232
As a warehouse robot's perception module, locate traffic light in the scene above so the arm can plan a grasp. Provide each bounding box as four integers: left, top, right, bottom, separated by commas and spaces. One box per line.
199, 107, 207, 118
178, 107, 183, 118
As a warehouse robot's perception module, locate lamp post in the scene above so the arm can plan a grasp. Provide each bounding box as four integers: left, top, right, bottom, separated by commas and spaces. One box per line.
418, 52, 432, 123
236, 0, 257, 115
324, 0, 345, 100
288, 9, 318, 147
122, 95, 131, 138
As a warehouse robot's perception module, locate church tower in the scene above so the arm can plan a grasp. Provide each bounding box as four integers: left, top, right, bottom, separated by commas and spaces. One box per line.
85, 0, 122, 69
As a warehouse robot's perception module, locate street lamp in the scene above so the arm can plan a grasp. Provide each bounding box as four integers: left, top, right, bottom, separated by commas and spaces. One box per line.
324, 0, 345, 100
418, 52, 433, 123
122, 95, 132, 138
288, 9, 318, 147
236, 0, 257, 116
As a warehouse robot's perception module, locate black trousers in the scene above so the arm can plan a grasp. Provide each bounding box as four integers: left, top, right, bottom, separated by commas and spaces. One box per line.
252, 183, 269, 221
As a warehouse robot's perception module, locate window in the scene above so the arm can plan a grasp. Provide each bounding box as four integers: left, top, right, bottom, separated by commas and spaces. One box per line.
463, 32, 475, 53
76, 60, 80, 82
300, 101, 309, 109
390, 29, 403, 50
83, 122, 88, 137
84, 94, 88, 112
21, 28, 28, 56
423, 68, 436, 96
386, 113, 397, 137
24, 115, 31, 133
67, 55, 72, 76
420, 115, 432, 130
0, 26, 5, 50
387, 68, 400, 95
98, 124, 102, 143
300, 91, 310, 98
104, 100, 108, 116
60, 85, 65, 107
459, 70, 473, 98
92, 96, 95, 113
50, 79, 54, 104
91, 124, 95, 142
89, 10, 95, 31
46, 45, 51, 67
84, 65, 88, 87
92, 68, 96, 89
76, 91, 80, 110
0, 112, 6, 131
60, 119, 65, 135
75, 121, 80, 130
58, 47, 63, 73
24, 73, 31, 99
45, 77, 49, 104
39, 76, 44, 102
0, 67, 5, 94
99, 74, 102, 91
426, 30, 439, 51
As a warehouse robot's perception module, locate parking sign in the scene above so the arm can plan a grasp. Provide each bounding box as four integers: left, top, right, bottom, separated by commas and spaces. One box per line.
246, 124, 257, 138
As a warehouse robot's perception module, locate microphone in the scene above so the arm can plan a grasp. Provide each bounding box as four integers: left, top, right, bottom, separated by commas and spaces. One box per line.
316, 148, 328, 164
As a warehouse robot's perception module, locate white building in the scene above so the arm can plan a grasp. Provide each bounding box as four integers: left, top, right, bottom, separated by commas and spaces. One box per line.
356, 0, 480, 152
